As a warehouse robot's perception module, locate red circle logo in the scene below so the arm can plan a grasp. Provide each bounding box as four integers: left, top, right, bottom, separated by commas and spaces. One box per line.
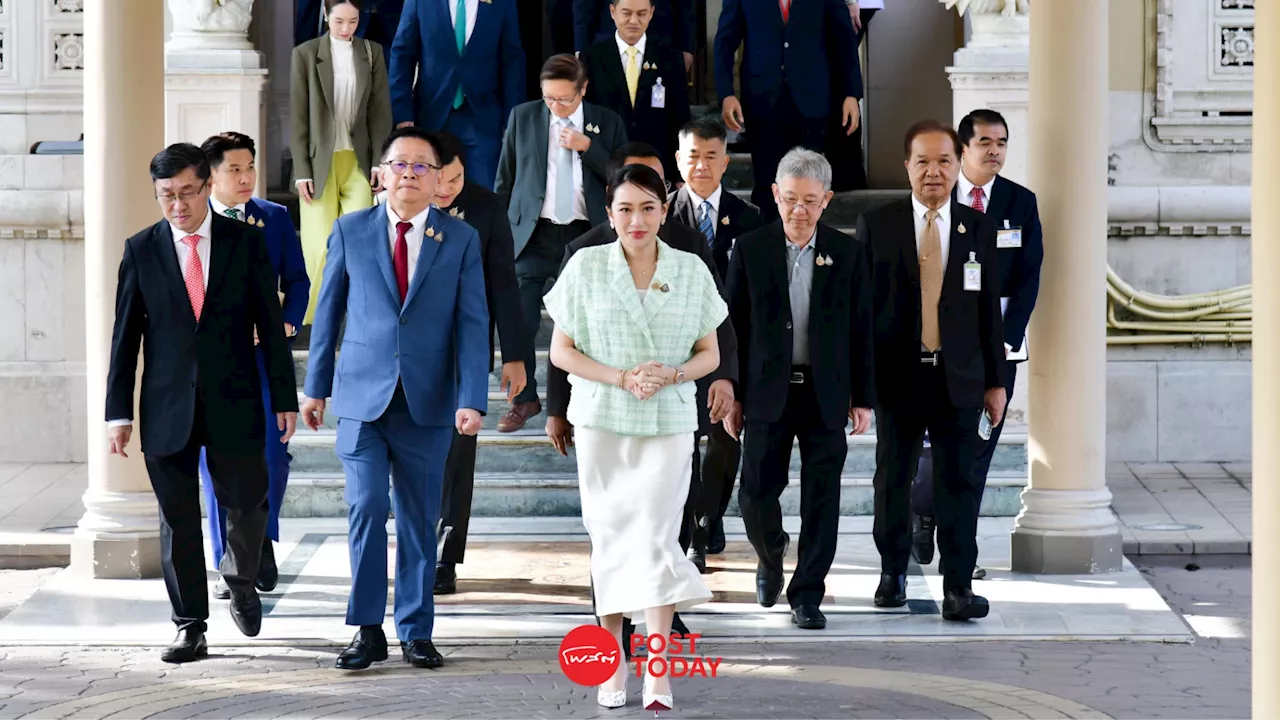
558, 625, 621, 686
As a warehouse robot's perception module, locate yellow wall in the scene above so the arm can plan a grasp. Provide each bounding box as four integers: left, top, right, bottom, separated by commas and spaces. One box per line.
1110, 0, 1148, 92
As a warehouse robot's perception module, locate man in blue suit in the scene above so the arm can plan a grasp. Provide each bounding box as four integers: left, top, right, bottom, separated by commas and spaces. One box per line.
574, 0, 696, 71
714, 0, 862, 219
389, 0, 526, 190
197, 132, 310, 600
302, 127, 490, 671
296, 0, 403, 53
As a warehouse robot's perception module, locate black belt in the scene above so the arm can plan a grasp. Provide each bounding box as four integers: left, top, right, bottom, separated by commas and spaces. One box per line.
920, 351, 941, 366
790, 366, 811, 384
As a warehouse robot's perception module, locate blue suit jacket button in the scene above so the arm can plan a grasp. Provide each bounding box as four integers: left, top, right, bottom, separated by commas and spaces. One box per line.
394, 352, 400, 358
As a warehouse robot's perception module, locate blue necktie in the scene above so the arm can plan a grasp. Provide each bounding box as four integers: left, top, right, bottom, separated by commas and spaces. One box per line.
701, 201, 728, 277
554, 118, 574, 223
453, 0, 466, 109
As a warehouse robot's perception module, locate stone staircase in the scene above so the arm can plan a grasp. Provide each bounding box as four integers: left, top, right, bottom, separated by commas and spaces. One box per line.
271, 151, 1030, 519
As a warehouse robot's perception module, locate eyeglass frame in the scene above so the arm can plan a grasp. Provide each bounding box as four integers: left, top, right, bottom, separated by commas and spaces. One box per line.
776, 197, 826, 213
381, 159, 442, 177
541, 87, 585, 106
155, 180, 209, 206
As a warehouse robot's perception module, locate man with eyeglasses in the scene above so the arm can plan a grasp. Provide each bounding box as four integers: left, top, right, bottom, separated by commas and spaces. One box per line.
494, 53, 627, 433
301, 127, 491, 670
723, 148, 874, 631
105, 143, 300, 663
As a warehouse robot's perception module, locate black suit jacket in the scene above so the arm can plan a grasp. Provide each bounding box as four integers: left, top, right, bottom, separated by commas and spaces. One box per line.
953, 176, 1044, 356
726, 221, 874, 431
858, 199, 1005, 411
106, 214, 298, 457
582, 35, 690, 182
495, 99, 629, 258
443, 182, 526, 371
574, 0, 696, 53
545, 221, 738, 433
666, 186, 765, 279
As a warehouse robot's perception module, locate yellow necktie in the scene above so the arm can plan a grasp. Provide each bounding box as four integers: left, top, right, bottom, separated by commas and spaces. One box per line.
625, 46, 640, 106
920, 209, 944, 351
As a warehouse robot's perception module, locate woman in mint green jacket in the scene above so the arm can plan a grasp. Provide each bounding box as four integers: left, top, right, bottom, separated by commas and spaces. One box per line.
543, 165, 726, 712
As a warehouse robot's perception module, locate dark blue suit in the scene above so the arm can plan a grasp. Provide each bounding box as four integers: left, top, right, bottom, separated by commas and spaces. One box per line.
305, 205, 489, 642
390, 0, 525, 190
573, 0, 696, 53
714, 0, 861, 216
199, 198, 309, 569
296, 0, 404, 53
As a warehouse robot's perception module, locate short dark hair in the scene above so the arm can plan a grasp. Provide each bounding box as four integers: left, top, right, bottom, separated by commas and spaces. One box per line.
325, 0, 361, 12
678, 116, 728, 144
150, 143, 210, 183
903, 120, 962, 160
378, 126, 443, 165
606, 164, 667, 207
433, 130, 466, 167
540, 54, 587, 87
607, 141, 662, 178
958, 109, 1009, 146
200, 131, 256, 168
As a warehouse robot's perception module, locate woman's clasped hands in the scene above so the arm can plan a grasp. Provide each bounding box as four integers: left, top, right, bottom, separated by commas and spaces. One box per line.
621, 360, 675, 401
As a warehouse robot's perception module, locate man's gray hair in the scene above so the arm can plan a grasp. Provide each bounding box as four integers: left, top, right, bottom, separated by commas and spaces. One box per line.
775, 148, 832, 191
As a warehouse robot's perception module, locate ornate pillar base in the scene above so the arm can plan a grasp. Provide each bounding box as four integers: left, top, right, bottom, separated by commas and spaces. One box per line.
1010, 488, 1123, 574
70, 488, 161, 579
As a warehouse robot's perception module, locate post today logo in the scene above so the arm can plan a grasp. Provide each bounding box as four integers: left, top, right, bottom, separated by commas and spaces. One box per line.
558, 625, 723, 686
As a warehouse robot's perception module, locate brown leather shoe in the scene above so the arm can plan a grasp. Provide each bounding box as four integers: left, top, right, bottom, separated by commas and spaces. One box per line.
497, 401, 541, 433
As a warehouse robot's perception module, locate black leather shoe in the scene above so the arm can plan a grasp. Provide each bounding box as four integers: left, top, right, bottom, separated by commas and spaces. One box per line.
160, 629, 208, 663
873, 573, 908, 608
755, 532, 790, 608
229, 590, 262, 637
707, 517, 726, 555
687, 544, 707, 574
434, 563, 457, 595
672, 612, 690, 636
790, 604, 827, 630
212, 578, 230, 600
256, 539, 278, 592
402, 639, 444, 668
335, 626, 388, 670
942, 588, 990, 621
911, 515, 936, 565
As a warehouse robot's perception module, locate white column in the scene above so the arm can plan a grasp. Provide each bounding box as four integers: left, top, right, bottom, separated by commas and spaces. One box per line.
1252, 1, 1279, 715
72, 0, 165, 579
1010, 0, 1121, 574
164, 0, 267, 198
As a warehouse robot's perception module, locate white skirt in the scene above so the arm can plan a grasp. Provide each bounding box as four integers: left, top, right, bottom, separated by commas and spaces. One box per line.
574, 427, 713, 618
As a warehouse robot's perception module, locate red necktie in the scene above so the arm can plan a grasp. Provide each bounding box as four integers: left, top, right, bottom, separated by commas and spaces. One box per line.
393, 221, 411, 304
969, 186, 986, 213
780, 0, 790, 22
181, 234, 205, 321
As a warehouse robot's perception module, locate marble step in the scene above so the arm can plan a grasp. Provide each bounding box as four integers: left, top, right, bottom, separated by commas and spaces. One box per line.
287, 426, 1028, 476
278, 470, 1028, 518
293, 349, 552, 392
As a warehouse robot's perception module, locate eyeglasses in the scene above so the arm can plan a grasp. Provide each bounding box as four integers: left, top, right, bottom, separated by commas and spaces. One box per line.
156, 182, 207, 205
778, 198, 824, 213
542, 90, 582, 106
382, 160, 440, 177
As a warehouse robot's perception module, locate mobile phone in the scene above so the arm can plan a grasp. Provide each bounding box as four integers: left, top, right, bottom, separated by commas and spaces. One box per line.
978, 410, 994, 441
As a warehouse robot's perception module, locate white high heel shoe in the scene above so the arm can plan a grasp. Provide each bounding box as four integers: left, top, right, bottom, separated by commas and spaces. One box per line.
642, 676, 673, 714
596, 673, 627, 709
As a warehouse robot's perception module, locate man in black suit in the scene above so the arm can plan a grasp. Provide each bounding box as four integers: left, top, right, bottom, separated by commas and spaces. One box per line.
580, 0, 690, 182
544, 141, 737, 644
859, 120, 1006, 622
667, 116, 764, 561
724, 148, 874, 631
105, 143, 299, 662
910, 110, 1045, 580
429, 131, 529, 595
494, 54, 628, 433
575, 0, 696, 71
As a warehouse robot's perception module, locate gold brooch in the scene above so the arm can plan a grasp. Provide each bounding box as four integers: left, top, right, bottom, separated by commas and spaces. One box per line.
824, 254, 834, 266
435, 232, 444, 242
257, 218, 265, 228
449, 207, 459, 217
815, 256, 825, 267
246, 215, 256, 225
720, 216, 729, 225
957, 223, 967, 234
586, 123, 599, 134
651, 282, 669, 293
426, 227, 435, 238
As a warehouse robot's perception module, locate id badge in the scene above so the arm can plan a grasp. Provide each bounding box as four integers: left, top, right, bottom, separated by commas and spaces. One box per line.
997, 228, 1022, 249
963, 252, 981, 292
651, 78, 666, 109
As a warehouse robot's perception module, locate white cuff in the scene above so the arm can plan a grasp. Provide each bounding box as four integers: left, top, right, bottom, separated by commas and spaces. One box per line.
107, 419, 132, 428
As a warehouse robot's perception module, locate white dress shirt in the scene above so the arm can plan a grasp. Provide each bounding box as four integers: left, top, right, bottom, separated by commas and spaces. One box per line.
210, 197, 248, 223
386, 202, 432, 283
449, 0, 480, 45
330, 35, 359, 154
540, 104, 588, 223
616, 31, 647, 67
957, 171, 995, 211
686, 185, 723, 228
110, 209, 214, 427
